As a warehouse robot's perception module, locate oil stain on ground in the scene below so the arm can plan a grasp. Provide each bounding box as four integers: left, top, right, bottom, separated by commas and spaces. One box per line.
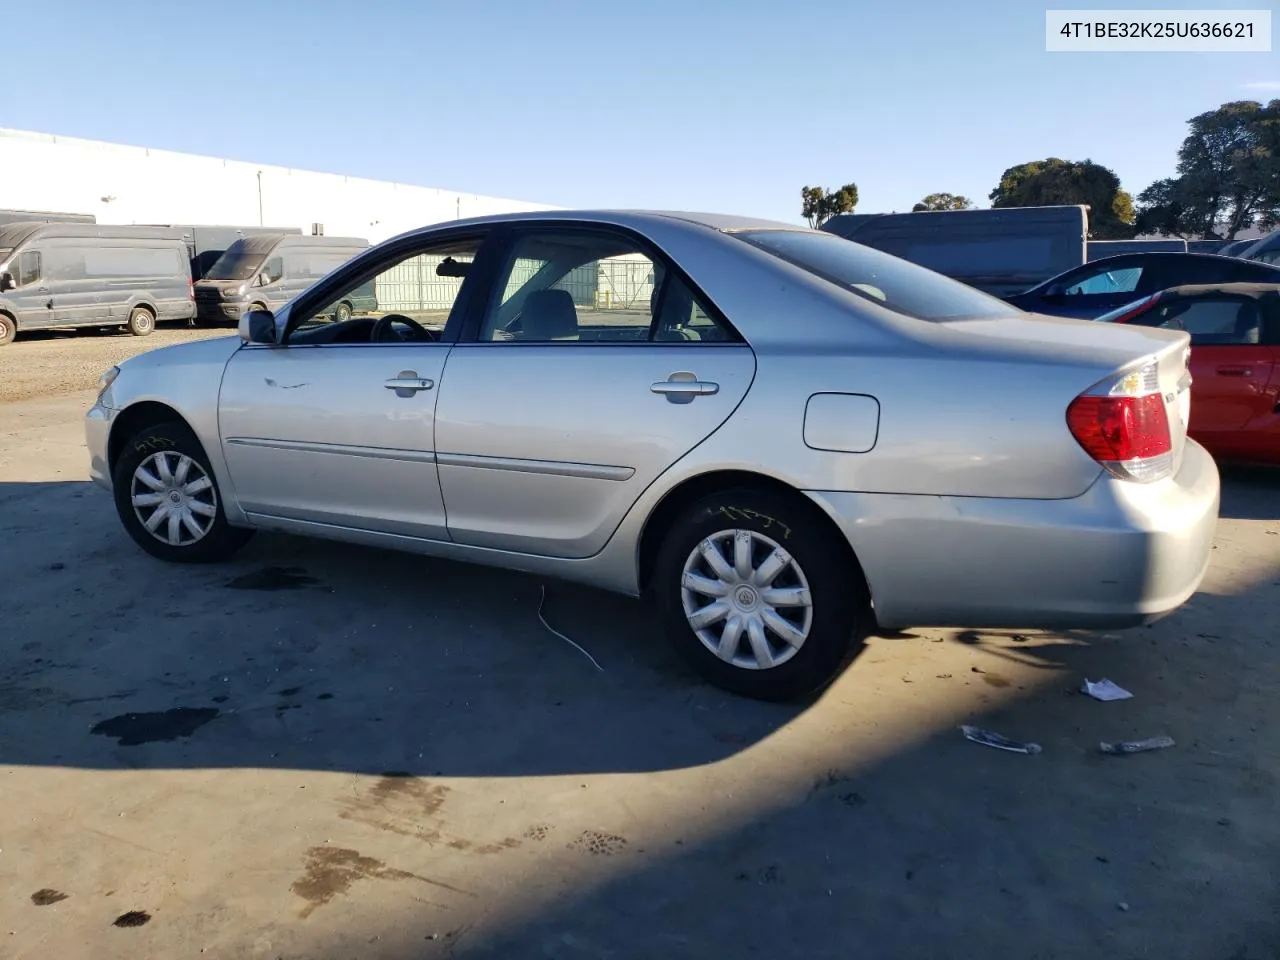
31, 889, 68, 906
338, 774, 519, 854
112, 911, 151, 927
291, 847, 471, 918
225, 566, 319, 591
91, 707, 219, 746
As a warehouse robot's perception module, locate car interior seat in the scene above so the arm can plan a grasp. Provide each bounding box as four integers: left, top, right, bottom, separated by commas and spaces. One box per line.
520, 288, 579, 341
1234, 303, 1261, 344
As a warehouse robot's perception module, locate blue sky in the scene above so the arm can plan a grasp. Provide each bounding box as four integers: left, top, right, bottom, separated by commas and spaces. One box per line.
4, 0, 1276, 223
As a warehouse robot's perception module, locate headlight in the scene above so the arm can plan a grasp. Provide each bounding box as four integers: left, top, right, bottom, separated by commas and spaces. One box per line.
225, 285, 246, 298
97, 366, 120, 400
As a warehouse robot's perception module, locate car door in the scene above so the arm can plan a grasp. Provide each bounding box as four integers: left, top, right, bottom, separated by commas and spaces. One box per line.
217, 232, 492, 540
47, 242, 106, 327
1130, 293, 1275, 444
6, 248, 53, 329
433, 224, 757, 559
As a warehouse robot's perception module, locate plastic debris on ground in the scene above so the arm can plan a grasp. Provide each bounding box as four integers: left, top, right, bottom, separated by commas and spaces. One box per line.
1081, 678, 1133, 702
1099, 735, 1175, 756
960, 725, 1042, 755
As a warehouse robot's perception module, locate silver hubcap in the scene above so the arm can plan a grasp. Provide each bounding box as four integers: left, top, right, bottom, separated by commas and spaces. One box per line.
680, 529, 813, 670
133, 312, 152, 330
131, 451, 218, 547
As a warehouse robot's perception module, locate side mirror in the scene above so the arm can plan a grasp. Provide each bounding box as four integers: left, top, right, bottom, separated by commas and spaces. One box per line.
239, 309, 278, 345
258, 272, 272, 287
0, 272, 13, 292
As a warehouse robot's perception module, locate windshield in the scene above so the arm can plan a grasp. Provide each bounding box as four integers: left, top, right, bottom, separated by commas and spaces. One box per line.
0, 249, 10, 268
735, 229, 1022, 322
203, 251, 265, 281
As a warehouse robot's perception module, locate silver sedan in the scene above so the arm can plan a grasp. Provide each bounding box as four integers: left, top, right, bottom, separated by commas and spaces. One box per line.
86, 211, 1220, 701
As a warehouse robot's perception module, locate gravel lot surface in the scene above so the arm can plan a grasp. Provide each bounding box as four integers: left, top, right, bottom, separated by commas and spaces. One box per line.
1, 325, 231, 404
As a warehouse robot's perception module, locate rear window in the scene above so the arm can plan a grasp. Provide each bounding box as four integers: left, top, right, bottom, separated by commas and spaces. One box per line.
735, 229, 1020, 322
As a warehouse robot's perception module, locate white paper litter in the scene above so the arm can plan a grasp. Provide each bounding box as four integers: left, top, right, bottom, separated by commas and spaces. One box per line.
1082, 678, 1133, 702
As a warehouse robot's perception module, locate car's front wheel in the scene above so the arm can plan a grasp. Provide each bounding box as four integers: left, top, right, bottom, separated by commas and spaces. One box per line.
112, 421, 254, 563
652, 489, 867, 701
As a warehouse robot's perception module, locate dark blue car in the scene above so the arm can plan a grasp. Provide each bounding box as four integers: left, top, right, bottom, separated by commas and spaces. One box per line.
1005, 252, 1280, 320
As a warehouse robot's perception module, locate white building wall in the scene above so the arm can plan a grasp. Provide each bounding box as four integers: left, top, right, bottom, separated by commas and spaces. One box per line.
0, 128, 556, 244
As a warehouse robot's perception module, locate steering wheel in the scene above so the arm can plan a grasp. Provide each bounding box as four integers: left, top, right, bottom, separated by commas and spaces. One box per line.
370, 314, 435, 343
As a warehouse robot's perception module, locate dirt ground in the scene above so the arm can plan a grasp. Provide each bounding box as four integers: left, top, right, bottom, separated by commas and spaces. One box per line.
0, 385, 1277, 960
0, 325, 231, 404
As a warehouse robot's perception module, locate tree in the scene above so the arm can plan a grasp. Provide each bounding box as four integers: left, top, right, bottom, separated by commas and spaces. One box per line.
914, 192, 974, 211
989, 157, 1136, 239
801, 183, 859, 228
1133, 177, 1202, 238
1134, 100, 1280, 239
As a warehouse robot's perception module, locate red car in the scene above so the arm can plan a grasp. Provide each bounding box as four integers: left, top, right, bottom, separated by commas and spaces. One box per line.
1095, 283, 1280, 466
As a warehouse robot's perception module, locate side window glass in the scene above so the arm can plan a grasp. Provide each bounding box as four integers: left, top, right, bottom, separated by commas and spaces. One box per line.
653, 273, 734, 342
292, 237, 482, 343
1063, 266, 1142, 296
481, 232, 658, 343
263, 257, 283, 284
17, 250, 41, 286
1178, 299, 1261, 345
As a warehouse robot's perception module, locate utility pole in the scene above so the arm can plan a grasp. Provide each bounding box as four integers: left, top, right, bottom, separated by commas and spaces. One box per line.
257, 171, 264, 226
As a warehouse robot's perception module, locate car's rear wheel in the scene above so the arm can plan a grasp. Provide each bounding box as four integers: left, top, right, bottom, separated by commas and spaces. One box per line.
335, 301, 353, 322
112, 421, 254, 563
126, 306, 155, 337
652, 488, 866, 701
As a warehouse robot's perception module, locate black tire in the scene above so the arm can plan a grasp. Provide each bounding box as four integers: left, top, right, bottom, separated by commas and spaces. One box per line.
112, 420, 254, 564
651, 488, 867, 701
126, 306, 155, 337
249, 302, 267, 314
335, 301, 353, 322
0, 313, 15, 345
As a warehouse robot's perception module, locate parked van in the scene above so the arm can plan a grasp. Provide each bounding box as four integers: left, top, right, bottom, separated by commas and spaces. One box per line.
194, 234, 370, 324
1238, 229, 1280, 265
0, 223, 194, 345
142, 224, 303, 282
822, 205, 1089, 298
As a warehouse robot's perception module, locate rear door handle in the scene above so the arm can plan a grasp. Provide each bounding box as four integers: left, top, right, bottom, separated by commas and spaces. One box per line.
651, 373, 719, 404
1216, 366, 1252, 377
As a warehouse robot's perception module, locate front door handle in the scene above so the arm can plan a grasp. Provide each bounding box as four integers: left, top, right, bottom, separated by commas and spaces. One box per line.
651, 372, 720, 405
1216, 366, 1252, 377
384, 371, 434, 397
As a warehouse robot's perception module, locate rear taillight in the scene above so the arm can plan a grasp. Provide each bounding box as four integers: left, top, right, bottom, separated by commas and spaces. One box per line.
1067, 360, 1173, 483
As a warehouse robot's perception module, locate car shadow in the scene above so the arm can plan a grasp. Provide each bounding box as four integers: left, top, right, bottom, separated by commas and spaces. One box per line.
1216, 462, 1280, 520
0, 478, 847, 778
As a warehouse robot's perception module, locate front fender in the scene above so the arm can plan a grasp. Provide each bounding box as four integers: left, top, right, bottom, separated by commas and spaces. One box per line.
104, 335, 248, 523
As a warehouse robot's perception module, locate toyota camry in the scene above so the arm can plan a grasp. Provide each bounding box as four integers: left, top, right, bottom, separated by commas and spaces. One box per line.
86, 211, 1220, 701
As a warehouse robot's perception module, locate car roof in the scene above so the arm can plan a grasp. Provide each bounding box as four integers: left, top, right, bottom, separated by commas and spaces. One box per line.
407, 209, 806, 237
1085, 251, 1270, 268
1161, 281, 1280, 299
